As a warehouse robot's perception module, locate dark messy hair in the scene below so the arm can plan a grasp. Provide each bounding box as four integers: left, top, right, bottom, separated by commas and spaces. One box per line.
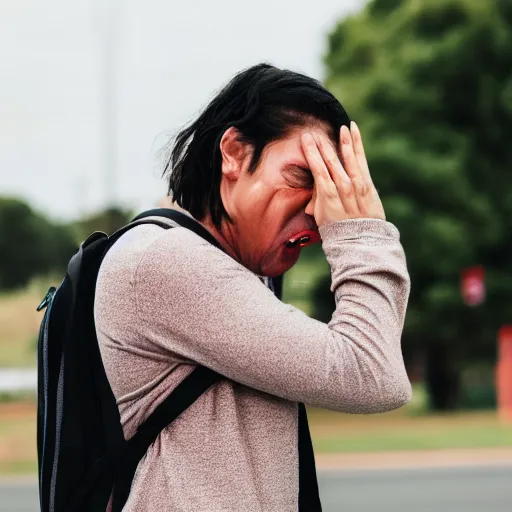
163, 63, 351, 227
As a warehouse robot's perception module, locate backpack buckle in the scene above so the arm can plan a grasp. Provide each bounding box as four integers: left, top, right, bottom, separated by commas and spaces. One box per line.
37, 286, 57, 312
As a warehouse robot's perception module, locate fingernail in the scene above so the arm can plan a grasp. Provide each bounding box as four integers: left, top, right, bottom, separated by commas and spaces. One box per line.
341, 126, 351, 144
301, 133, 313, 145
351, 121, 358, 132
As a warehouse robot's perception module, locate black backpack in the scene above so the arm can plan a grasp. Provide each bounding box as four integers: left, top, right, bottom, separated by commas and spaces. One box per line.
36, 208, 321, 512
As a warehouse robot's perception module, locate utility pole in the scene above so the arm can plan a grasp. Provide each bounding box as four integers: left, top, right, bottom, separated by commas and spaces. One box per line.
92, 0, 122, 232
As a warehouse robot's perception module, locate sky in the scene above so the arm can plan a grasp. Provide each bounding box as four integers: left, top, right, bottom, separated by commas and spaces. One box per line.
0, 0, 365, 221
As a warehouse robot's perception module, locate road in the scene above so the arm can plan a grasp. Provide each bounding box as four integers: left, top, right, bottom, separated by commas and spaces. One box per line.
1, 465, 512, 511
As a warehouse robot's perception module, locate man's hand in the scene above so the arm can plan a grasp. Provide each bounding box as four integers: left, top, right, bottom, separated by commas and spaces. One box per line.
300, 121, 385, 228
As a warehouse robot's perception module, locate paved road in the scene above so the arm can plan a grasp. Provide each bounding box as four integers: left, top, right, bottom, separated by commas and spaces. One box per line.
319, 465, 512, 512
2, 465, 512, 511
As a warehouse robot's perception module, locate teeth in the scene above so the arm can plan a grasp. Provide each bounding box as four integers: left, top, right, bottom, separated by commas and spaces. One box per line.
286, 235, 311, 249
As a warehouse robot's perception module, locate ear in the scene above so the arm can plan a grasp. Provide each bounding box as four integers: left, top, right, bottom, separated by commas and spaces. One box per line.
220, 127, 250, 181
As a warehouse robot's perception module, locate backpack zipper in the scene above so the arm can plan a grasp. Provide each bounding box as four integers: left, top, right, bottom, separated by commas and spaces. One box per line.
37, 287, 56, 312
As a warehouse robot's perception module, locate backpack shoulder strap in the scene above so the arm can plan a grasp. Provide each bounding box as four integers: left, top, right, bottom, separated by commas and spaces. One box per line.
111, 367, 221, 511
131, 208, 223, 251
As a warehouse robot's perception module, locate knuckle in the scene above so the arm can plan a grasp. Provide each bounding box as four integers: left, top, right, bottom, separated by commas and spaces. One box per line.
352, 177, 367, 196
326, 154, 338, 167
304, 142, 316, 156
340, 179, 353, 195
325, 185, 338, 201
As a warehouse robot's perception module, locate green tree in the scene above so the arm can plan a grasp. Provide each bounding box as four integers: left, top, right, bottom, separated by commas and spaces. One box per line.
70, 206, 134, 243
0, 197, 76, 290
320, 0, 512, 409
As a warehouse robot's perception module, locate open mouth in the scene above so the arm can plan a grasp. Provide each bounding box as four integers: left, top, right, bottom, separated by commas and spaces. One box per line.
284, 230, 320, 250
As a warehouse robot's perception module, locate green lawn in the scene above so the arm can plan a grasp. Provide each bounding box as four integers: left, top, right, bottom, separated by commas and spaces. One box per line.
0, 278, 52, 368
0, 458, 37, 476
2, 400, 512, 476
312, 417, 512, 453
306, 382, 511, 453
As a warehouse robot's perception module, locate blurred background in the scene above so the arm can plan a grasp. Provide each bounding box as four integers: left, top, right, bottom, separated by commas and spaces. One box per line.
2, 0, 512, 510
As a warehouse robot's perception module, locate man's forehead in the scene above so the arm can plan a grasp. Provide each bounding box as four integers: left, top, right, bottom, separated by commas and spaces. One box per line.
289, 125, 330, 141
258, 124, 334, 168
279, 126, 333, 158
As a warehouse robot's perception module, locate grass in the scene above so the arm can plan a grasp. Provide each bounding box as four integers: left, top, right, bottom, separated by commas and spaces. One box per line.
306, 384, 511, 453
1, 398, 512, 476
0, 278, 53, 368
308, 408, 512, 453
0, 459, 37, 475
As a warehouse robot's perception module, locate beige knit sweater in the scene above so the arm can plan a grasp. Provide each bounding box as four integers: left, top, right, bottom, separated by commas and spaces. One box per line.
94, 215, 411, 512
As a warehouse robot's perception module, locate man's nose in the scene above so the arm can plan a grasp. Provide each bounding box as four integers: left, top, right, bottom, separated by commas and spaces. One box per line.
305, 192, 315, 217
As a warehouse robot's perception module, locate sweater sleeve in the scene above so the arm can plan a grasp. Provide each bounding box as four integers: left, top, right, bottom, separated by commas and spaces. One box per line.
133, 219, 412, 413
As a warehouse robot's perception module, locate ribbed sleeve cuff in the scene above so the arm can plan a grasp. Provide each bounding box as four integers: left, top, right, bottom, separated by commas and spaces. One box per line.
318, 219, 400, 243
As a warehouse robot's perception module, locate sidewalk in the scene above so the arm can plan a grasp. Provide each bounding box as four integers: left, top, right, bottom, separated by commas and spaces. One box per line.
0, 368, 36, 392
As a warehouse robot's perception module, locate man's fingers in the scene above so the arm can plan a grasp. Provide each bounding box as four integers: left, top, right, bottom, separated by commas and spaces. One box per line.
300, 133, 329, 185
315, 135, 359, 215
301, 133, 331, 189
315, 135, 350, 185
300, 129, 386, 225
339, 125, 361, 180
340, 125, 372, 200
300, 134, 340, 201
350, 121, 371, 181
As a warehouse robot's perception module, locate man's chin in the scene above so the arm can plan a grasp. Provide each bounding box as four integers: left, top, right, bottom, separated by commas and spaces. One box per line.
261, 245, 301, 278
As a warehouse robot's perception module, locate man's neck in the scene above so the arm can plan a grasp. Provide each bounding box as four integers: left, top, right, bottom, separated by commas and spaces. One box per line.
177, 209, 273, 282
196, 215, 242, 264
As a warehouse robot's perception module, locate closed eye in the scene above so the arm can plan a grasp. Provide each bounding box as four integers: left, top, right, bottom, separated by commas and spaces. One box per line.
283, 165, 314, 190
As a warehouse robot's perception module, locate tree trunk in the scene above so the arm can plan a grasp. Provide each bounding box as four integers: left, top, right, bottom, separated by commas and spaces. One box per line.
424, 343, 460, 411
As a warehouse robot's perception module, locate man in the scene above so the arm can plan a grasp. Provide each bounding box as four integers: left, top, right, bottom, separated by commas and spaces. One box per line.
95, 63, 411, 511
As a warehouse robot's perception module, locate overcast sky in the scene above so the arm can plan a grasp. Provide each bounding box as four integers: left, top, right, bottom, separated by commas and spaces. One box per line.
0, 0, 365, 221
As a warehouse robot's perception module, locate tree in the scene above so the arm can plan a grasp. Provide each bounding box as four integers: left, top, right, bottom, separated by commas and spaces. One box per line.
70, 206, 134, 242
321, 0, 512, 409
0, 197, 77, 290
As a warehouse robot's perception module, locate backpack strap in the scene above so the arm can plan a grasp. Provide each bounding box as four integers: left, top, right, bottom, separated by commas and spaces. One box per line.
111, 367, 221, 512
132, 208, 224, 251
298, 403, 322, 511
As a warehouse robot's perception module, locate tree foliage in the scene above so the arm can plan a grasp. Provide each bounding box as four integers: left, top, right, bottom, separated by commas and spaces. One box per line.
70, 206, 134, 242
0, 197, 77, 290
0, 197, 135, 292
319, 0, 512, 407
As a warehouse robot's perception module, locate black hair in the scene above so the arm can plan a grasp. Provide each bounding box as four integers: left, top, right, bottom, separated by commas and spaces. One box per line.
163, 63, 350, 227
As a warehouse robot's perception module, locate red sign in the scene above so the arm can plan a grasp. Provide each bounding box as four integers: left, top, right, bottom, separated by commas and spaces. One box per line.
498, 326, 512, 361
497, 325, 512, 422
461, 265, 485, 306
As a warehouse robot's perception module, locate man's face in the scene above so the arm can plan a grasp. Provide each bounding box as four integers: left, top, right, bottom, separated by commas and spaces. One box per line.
220, 124, 330, 277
